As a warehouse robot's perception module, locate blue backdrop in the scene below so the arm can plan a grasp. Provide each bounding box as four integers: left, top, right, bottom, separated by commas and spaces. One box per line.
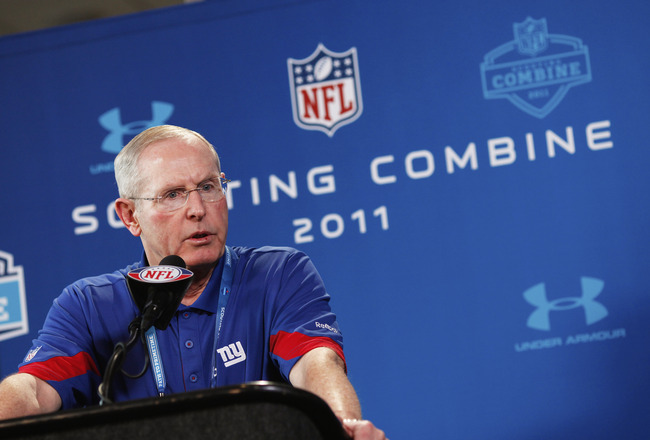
1, 0, 649, 438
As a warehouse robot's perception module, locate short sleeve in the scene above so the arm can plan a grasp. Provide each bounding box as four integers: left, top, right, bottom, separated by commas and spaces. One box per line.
266, 250, 345, 380
19, 285, 103, 409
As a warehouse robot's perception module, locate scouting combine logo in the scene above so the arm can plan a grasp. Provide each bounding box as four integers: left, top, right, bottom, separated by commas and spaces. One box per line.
480, 17, 591, 118
0, 251, 28, 342
288, 44, 363, 137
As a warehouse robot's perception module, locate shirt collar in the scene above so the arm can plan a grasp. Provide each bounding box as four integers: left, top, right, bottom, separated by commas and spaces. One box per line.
178, 255, 225, 314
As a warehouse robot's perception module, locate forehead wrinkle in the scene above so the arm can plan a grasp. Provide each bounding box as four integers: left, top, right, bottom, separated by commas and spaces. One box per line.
156, 172, 221, 193
138, 140, 220, 195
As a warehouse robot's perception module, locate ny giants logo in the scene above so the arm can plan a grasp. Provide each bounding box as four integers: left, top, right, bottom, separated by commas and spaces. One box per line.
288, 44, 363, 137
217, 341, 247, 367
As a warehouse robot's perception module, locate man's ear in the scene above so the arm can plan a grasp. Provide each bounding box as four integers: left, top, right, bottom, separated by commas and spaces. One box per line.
115, 198, 142, 237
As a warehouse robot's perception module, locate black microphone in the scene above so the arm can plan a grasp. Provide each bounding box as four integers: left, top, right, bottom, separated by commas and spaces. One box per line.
126, 255, 193, 331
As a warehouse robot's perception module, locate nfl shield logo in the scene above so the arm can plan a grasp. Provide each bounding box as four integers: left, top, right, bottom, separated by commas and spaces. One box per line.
480, 17, 591, 118
288, 44, 363, 137
514, 17, 548, 56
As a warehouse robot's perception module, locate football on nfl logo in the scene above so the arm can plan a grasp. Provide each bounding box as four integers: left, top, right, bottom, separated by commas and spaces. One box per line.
287, 43, 363, 137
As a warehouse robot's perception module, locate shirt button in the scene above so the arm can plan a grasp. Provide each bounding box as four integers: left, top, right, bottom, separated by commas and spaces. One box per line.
189, 374, 198, 383
182, 312, 190, 319
185, 340, 194, 349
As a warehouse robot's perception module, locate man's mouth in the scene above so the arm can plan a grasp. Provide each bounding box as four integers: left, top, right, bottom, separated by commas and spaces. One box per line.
189, 232, 210, 240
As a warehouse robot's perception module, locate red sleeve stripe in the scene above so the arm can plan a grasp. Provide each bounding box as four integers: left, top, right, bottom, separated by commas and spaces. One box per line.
19, 352, 100, 381
270, 330, 345, 363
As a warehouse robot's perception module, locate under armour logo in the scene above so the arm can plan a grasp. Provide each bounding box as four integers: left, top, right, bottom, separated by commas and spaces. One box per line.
216, 341, 247, 367
98, 101, 174, 153
523, 277, 608, 331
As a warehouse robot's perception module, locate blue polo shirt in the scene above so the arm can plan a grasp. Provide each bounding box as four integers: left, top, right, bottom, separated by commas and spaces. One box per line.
19, 246, 345, 409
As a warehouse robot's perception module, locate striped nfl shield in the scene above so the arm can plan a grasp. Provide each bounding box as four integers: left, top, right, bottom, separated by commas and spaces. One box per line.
288, 44, 363, 137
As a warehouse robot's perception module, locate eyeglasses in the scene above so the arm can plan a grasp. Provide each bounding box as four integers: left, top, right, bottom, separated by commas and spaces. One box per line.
129, 177, 231, 212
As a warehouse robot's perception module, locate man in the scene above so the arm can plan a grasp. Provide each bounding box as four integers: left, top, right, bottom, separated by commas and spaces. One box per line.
0, 125, 385, 439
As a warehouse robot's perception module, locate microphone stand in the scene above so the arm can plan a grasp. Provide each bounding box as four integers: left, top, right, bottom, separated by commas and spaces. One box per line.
98, 317, 150, 405
100, 257, 192, 405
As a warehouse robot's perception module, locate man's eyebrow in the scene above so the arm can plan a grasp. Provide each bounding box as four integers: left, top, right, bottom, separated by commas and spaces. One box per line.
157, 174, 221, 190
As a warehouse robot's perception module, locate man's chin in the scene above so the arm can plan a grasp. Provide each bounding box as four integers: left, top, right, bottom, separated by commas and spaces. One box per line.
181, 249, 224, 271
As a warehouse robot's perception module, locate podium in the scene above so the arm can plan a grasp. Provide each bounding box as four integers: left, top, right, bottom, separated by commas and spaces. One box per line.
0, 381, 350, 439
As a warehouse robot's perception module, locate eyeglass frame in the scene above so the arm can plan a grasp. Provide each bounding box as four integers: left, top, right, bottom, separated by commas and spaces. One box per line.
127, 176, 231, 211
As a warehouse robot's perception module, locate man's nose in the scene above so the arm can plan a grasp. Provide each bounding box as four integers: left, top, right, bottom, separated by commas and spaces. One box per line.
186, 189, 206, 217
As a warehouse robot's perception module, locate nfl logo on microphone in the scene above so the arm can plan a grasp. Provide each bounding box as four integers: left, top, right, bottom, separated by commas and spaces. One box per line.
288, 44, 363, 137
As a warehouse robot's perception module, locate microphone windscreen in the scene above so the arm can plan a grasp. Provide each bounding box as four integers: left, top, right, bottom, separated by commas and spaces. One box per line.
126, 255, 193, 330
159, 255, 186, 268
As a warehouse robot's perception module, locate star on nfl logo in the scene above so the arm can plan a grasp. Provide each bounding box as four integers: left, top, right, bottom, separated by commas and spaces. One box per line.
287, 44, 363, 137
